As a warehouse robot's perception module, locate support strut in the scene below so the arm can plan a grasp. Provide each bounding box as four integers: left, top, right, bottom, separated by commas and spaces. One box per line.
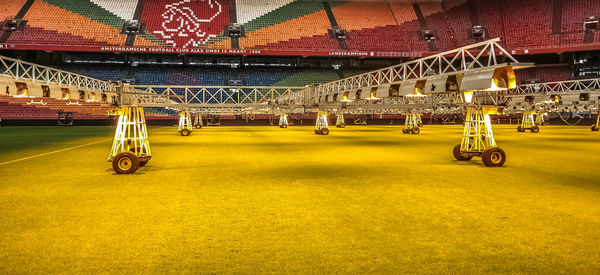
517, 111, 539, 133
178, 111, 193, 136
107, 106, 152, 174
535, 112, 548, 126
402, 113, 421, 134
453, 106, 506, 167
336, 113, 345, 128
315, 111, 330, 135
279, 113, 289, 128
194, 114, 203, 129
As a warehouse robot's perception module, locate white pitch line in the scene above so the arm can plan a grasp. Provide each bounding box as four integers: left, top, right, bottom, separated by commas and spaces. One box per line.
0, 138, 112, 166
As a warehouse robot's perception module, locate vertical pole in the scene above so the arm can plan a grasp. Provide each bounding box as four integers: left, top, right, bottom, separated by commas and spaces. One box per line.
461, 107, 472, 152
140, 107, 150, 155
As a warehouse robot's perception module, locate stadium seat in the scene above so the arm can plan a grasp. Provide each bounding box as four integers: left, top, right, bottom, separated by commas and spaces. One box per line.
2, 0, 597, 53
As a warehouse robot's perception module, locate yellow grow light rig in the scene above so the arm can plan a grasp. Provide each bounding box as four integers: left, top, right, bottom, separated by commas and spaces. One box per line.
449, 65, 519, 167
107, 106, 152, 174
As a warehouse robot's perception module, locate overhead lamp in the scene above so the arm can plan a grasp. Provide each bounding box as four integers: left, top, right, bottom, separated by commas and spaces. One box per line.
463, 91, 474, 103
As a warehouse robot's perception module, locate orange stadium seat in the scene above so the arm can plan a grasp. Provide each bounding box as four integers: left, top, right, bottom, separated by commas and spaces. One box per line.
0, 0, 27, 20
0, 0, 597, 54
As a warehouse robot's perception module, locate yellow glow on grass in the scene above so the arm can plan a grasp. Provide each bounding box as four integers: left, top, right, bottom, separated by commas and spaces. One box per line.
0, 125, 599, 273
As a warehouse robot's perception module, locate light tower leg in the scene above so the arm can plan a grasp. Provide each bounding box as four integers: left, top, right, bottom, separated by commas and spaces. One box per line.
315, 111, 330, 135
107, 106, 152, 174
535, 112, 548, 126
178, 111, 193, 136
517, 111, 539, 133
416, 113, 424, 127
194, 114, 203, 129
279, 113, 289, 128
592, 112, 599, 132
336, 113, 345, 128
402, 113, 420, 134
453, 106, 506, 167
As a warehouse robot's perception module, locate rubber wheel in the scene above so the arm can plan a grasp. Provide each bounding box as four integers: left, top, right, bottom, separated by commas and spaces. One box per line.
180, 129, 191, 136
129, 147, 150, 167
517, 126, 525, 132
315, 130, 322, 134
402, 129, 409, 134
411, 127, 420, 134
194, 124, 202, 129
482, 147, 506, 167
340, 124, 345, 128
112, 152, 139, 174
592, 126, 599, 132
531, 125, 540, 133
280, 124, 288, 128
321, 128, 330, 135
417, 123, 424, 127
453, 144, 473, 161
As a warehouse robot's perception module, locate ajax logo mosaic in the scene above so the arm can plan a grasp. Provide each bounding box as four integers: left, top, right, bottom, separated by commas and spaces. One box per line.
153, 0, 225, 48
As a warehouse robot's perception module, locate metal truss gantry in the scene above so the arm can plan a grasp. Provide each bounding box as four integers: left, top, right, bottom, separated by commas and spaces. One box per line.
505, 78, 600, 95
312, 38, 519, 101
312, 77, 600, 116
0, 55, 114, 92
113, 38, 530, 116
121, 85, 306, 108
500, 78, 600, 115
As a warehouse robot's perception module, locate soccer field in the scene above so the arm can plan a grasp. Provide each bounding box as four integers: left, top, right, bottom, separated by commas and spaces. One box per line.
0, 125, 599, 273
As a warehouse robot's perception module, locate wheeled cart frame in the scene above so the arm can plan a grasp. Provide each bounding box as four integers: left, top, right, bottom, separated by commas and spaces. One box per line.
107, 106, 152, 174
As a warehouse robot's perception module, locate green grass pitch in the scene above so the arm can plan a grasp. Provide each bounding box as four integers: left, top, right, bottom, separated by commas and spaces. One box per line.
0, 125, 599, 273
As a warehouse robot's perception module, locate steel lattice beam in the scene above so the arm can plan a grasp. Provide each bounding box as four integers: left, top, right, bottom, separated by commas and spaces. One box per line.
504, 78, 600, 95
122, 85, 306, 107
0, 55, 114, 92
312, 38, 519, 99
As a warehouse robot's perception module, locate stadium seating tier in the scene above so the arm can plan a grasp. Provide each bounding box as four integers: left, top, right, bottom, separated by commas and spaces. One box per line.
0, 94, 178, 120
0, 0, 596, 54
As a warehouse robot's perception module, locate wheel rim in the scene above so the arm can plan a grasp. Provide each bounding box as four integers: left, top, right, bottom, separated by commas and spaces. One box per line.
118, 157, 132, 170
490, 151, 503, 164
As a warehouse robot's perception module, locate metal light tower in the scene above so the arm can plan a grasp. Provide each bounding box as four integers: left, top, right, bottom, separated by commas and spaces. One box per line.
107, 106, 152, 174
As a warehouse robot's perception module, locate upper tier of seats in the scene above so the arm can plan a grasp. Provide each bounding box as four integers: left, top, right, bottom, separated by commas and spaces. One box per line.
56, 63, 573, 87
57, 64, 348, 86
514, 65, 576, 84
0, 0, 598, 54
